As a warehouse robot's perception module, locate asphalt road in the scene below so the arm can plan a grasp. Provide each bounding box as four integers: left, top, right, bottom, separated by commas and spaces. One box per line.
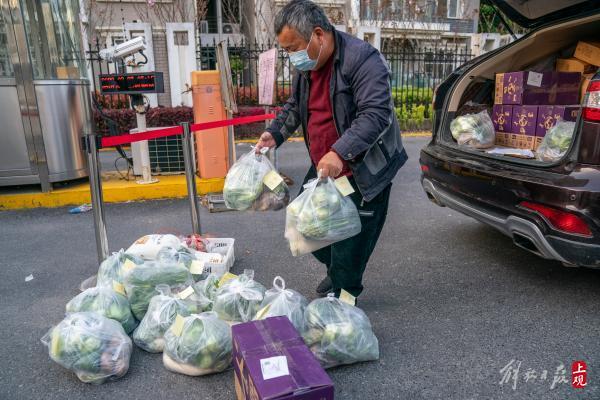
2, 137, 600, 399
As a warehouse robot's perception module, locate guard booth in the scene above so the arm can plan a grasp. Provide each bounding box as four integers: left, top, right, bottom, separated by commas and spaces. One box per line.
0, 0, 90, 191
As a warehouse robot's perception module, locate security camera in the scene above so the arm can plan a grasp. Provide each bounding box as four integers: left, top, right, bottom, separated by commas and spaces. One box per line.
99, 36, 146, 62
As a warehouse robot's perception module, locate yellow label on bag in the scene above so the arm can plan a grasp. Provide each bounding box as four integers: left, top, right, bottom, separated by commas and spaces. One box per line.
176, 286, 195, 300
339, 289, 356, 306
170, 314, 185, 337
122, 259, 136, 273
254, 303, 272, 320
189, 260, 205, 274
335, 175, 355, 197
218, 272, 238, 287
50, 328, 60, 357
263, 170, 284, 191
112, 280, 126, 296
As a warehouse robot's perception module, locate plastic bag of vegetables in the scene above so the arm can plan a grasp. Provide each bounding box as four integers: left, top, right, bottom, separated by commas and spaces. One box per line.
96, 249, 143, 287
254, 276, 308, 333
133, 285, 193, 352
126, 234, 183, 260
163, 312, 232, 376
223, 148, 289, 211
450, 110, 495, 149
124, 260, 192, 320
66, 286, 138, 334
213, 270, 266, 323
285, 175, 361, 256
536, 121, 576, 161
41, 312, 132, 384
303, 294, 379, 369
189, 274, 220, 312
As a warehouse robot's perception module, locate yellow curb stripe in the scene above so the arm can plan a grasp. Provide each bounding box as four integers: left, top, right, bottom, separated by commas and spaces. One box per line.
0, 174, 224, 210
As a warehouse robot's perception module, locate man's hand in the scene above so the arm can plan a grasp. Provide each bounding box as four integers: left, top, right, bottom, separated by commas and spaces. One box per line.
256, 131, 276, 153
317, 151, 344, 178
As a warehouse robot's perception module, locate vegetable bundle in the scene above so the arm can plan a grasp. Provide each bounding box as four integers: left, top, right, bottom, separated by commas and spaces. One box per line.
450, 110, 495, 149
213, 270, 266, 323
303, 294, 379, 369
124, 261, 192, 320
66, 286, 138, 334
536, 120, 576, 161
190, 274, 220, 312
96, 249, 143, 287
223, 149, 289, 211
133, 285, 192, 353
41, 312, 132, 384
285, 176, 361, 256
163, 312, 232, 376
254, 276, 308, 333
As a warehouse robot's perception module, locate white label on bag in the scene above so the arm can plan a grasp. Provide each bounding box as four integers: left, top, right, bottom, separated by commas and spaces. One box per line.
260, 356, 289, 380
176, 286, 195, 300
335, 175, 355, 197
263, 170, 284, 190
527, 72, 543, 87
189, 260, 205, 274
339, 289, 356, 306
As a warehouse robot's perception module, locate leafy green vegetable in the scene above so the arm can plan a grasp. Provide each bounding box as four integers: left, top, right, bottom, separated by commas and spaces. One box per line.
124, 261, 192, 320
41, 312, 132, 384
96, 249, 143, 287
536, 121, 576, 161
66, 286, 138, 334
213, 270, 266, 322
163, 312, 232, 376
303, 294, 379, 368
189, 274, 220, 312
450, 111, 495, 149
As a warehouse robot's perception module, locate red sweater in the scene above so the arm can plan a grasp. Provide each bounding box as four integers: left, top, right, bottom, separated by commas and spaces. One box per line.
307, 56, 351, 177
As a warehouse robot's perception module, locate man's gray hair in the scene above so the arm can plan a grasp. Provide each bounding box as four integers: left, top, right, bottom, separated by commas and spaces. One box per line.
274, 0, 333, 41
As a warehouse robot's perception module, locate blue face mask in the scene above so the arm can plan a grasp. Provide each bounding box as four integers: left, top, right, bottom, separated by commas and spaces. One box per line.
288, 32, 322, 71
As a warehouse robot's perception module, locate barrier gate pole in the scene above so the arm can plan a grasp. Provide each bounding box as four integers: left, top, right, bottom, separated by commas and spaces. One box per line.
85, 133, 109, 263
180, 122, 202, 235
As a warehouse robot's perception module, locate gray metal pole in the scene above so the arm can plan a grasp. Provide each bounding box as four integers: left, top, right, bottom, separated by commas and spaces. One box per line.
180, 122, 202, 235
86, 134, 109, 263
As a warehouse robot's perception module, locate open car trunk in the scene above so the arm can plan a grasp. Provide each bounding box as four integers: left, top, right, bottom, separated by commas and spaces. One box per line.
440, 12, 600, 166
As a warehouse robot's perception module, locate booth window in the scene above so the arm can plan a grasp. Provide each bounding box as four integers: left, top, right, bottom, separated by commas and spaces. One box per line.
19, 0, 85, 80
0, 8, 13, 77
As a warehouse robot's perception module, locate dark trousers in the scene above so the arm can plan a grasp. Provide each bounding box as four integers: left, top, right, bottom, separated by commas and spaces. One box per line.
300, 166, 392, 297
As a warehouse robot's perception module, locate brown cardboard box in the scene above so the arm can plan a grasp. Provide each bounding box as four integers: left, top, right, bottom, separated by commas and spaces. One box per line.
494, 73, 504, 104
556, 58, 595, 74
574, 41, 600, 67
581, 73, 595, 103
495, 132, 507, 146
508, 133, 535, 150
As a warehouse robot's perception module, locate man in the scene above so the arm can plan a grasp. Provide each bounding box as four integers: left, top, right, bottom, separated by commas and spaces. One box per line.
257, 0, 407, 299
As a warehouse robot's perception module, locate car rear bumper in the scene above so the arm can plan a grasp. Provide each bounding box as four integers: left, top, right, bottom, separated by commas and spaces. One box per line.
422, 177, 600, 267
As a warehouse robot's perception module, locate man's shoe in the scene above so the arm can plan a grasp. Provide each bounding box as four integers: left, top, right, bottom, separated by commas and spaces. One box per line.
316, 276, 332, 296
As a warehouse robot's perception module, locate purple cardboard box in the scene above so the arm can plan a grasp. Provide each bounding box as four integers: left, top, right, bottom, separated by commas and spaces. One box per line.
492, 104, 513, 132
496, 71, 581, 105
536, 105, 580, 138
512, 105, 538, 135
232, 317, 334, 400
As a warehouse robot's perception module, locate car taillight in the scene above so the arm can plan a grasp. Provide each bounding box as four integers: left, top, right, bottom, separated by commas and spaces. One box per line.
519, 201, 592, 237
582, 80, 600, 122
421, 164, 429, 173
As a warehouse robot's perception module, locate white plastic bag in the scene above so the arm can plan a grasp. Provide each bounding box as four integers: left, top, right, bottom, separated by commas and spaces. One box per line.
285, 176, 361, 256
163, 312, 232, 376
132, 285, 193, 353
536, 120, 576, 161
126, 234, 183, 260
190, 274, 220, 312
254, 276, 308, 333
450, 110, 495, 149
213, 269, 266, 323
223, 149, 289, 211
66, 286, 138, 334
303, 294, 379, 369
41, 312, 132, 384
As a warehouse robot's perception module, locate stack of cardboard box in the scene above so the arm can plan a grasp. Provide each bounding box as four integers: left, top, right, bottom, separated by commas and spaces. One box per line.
491, 41, 599, 152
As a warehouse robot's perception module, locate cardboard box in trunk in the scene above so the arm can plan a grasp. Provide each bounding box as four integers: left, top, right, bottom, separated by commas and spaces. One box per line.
495, 71, 581, 105
556, 58, 595, 74
510, 105, 538, 149
574, 41, 600, 67
492, 105, 513, 133
535, 105, 580, 149
232, 317, 334, 400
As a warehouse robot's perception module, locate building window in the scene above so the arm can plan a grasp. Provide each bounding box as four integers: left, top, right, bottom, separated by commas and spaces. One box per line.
447, 0, 462, 19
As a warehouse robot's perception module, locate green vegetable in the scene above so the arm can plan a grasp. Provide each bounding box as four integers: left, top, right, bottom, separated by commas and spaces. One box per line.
41, 312, 132, 384
303, 294, 379, 368
124, 261, 192, 320
188, 274, 220, 312
96, 249, 143, 287
450, 111, 495, 149
163, 312, 232, 376
213, 270, 266, 322
133, 287, 192, 353
66, 286, 138, 334
536, 121, 576, 161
